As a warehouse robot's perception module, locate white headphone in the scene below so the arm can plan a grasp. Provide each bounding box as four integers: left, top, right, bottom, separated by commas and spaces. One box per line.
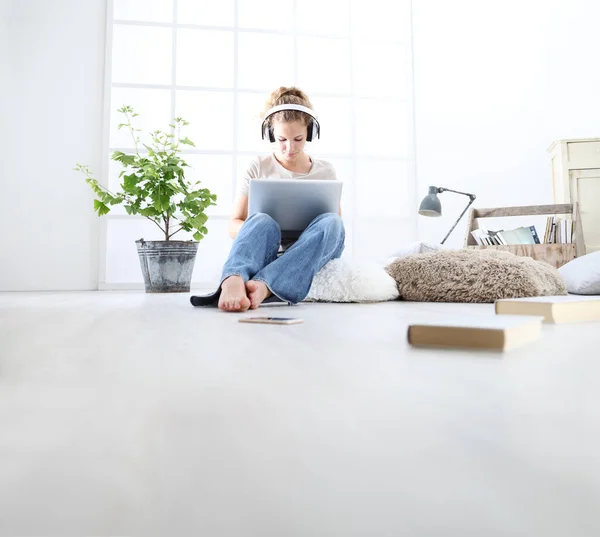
261, 104, 321, 143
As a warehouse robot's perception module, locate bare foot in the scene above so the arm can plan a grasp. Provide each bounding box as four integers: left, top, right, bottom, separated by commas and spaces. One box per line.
218, 276, 251, 312
245, 280, 272, 309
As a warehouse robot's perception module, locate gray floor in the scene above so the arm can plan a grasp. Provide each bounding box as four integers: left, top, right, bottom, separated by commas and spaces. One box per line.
1, 291, 599, 536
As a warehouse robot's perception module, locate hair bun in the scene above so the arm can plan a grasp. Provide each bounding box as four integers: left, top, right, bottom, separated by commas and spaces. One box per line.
263, 86, 313, 116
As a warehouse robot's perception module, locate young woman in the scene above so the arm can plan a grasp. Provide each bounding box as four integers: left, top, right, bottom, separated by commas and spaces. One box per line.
199, 86, 345, 312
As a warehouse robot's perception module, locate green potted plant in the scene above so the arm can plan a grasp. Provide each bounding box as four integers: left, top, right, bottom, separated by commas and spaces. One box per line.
75, 106, 217, 293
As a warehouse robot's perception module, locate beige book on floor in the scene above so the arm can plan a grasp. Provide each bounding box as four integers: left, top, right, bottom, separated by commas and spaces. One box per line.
495, 295, 600, 324
407, 315, 543, 351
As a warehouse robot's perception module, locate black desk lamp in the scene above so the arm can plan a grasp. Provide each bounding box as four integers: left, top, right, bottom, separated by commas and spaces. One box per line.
419, 186, 476, 244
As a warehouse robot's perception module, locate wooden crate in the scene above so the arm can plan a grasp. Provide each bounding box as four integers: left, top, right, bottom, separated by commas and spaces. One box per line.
463, 203, 585, 269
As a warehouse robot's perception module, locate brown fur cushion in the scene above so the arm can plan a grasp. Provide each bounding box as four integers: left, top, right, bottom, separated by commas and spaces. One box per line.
385, 249, 567, 303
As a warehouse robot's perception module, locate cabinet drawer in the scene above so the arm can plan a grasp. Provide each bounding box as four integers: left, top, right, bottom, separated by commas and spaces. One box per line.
567, 141, 600, 168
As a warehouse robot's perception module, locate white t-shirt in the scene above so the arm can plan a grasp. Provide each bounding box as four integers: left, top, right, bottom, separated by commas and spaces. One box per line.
237, 154, 337, 197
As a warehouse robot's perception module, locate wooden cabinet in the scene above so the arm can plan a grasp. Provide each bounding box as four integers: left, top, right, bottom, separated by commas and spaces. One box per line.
548, 138, 600, 254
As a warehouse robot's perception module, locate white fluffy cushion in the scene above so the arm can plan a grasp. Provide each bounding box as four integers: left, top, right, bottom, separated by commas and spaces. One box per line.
306, 258, 399, 303
558, 251, 600, 295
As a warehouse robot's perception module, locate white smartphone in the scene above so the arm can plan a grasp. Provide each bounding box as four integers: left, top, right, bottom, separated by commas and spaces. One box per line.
239, 317, 304, 325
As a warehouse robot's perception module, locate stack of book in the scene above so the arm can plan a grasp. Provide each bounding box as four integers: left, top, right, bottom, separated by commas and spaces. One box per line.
543, 216, 573, 244
407, 296, 600, 351
471, 225, 540, 246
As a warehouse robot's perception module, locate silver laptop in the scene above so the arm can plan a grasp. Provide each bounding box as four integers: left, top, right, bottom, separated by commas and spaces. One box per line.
248, 179, 342, 239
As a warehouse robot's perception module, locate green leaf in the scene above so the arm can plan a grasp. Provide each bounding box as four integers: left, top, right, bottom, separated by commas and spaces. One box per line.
123, 173, 140, 192
193, 231, 203, 241
180, 137, 195, 147
190, 213, 208, 229
111, 151, 136, 166
140, 207, 160, 217
93, 199, 110, 216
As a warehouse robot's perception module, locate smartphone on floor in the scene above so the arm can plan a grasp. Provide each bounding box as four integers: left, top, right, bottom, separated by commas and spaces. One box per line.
239, 317, 303, 325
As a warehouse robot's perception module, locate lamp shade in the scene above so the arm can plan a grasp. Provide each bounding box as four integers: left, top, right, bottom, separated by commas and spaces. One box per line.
418, 186, 442, 217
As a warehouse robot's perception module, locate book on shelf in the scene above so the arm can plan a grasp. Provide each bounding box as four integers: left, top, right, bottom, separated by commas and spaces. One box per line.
529, 226, 541, 244
407, 315, 543, 351
495, 295, 600, 324
542, 216, 573, 244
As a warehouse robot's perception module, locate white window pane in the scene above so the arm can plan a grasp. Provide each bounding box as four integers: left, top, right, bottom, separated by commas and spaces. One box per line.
309, 97, 352, 155
183, 155, 234, 216
177, 0, 234, 26
109, 87, 172, 148
355, 99, 409, 157
354, 217, 416, 263
297, 38, 351, 94
238, 0, 293, 31
176, 91, 234, 150
176, 29, 234, 87
356, 159, 412, 218
296, 0, 350, 37
238, 34, 294, 91
351, 0, 411, 40
354, 42, 409, 98
237, 92, 270, 152
112, 25, 172, 85
114, 0, 173, 23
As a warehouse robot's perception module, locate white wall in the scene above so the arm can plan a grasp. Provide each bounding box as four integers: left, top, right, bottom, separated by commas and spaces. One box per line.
0, 0, 106, 290
412, 0, 600, 246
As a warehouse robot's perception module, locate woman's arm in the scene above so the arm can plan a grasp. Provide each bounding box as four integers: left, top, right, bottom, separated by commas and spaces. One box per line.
228, 194, 249, 239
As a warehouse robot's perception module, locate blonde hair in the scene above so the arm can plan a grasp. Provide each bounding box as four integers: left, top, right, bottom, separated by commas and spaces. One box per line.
261, 86, 314, 128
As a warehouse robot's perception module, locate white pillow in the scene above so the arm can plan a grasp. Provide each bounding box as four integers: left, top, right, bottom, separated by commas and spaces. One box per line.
558, 251, 600, 295
306, 258, 399, 303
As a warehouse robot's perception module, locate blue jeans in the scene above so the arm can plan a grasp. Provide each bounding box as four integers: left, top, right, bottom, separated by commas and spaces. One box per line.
220, 212, 345, 304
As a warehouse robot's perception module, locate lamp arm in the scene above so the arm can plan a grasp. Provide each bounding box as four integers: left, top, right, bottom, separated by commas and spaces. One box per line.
438, 187, 476, 200
440, 196, 476, 245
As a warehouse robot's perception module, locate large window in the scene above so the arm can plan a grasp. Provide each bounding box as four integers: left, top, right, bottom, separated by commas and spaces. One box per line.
100, 0, 415, 289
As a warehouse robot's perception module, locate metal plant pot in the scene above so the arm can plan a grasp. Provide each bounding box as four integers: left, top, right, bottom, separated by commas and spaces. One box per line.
135, 239, 198, 293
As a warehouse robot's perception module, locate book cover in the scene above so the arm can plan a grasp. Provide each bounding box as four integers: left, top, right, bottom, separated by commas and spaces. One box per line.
550, 221, 556, 244
515, 227, 536, 245
407, 315, 543, 351
495, 295, 600, 324
544, 216, 552, 244
529, 226, 541, 244
498, 229, 519, 245
470, 229, 483, 245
